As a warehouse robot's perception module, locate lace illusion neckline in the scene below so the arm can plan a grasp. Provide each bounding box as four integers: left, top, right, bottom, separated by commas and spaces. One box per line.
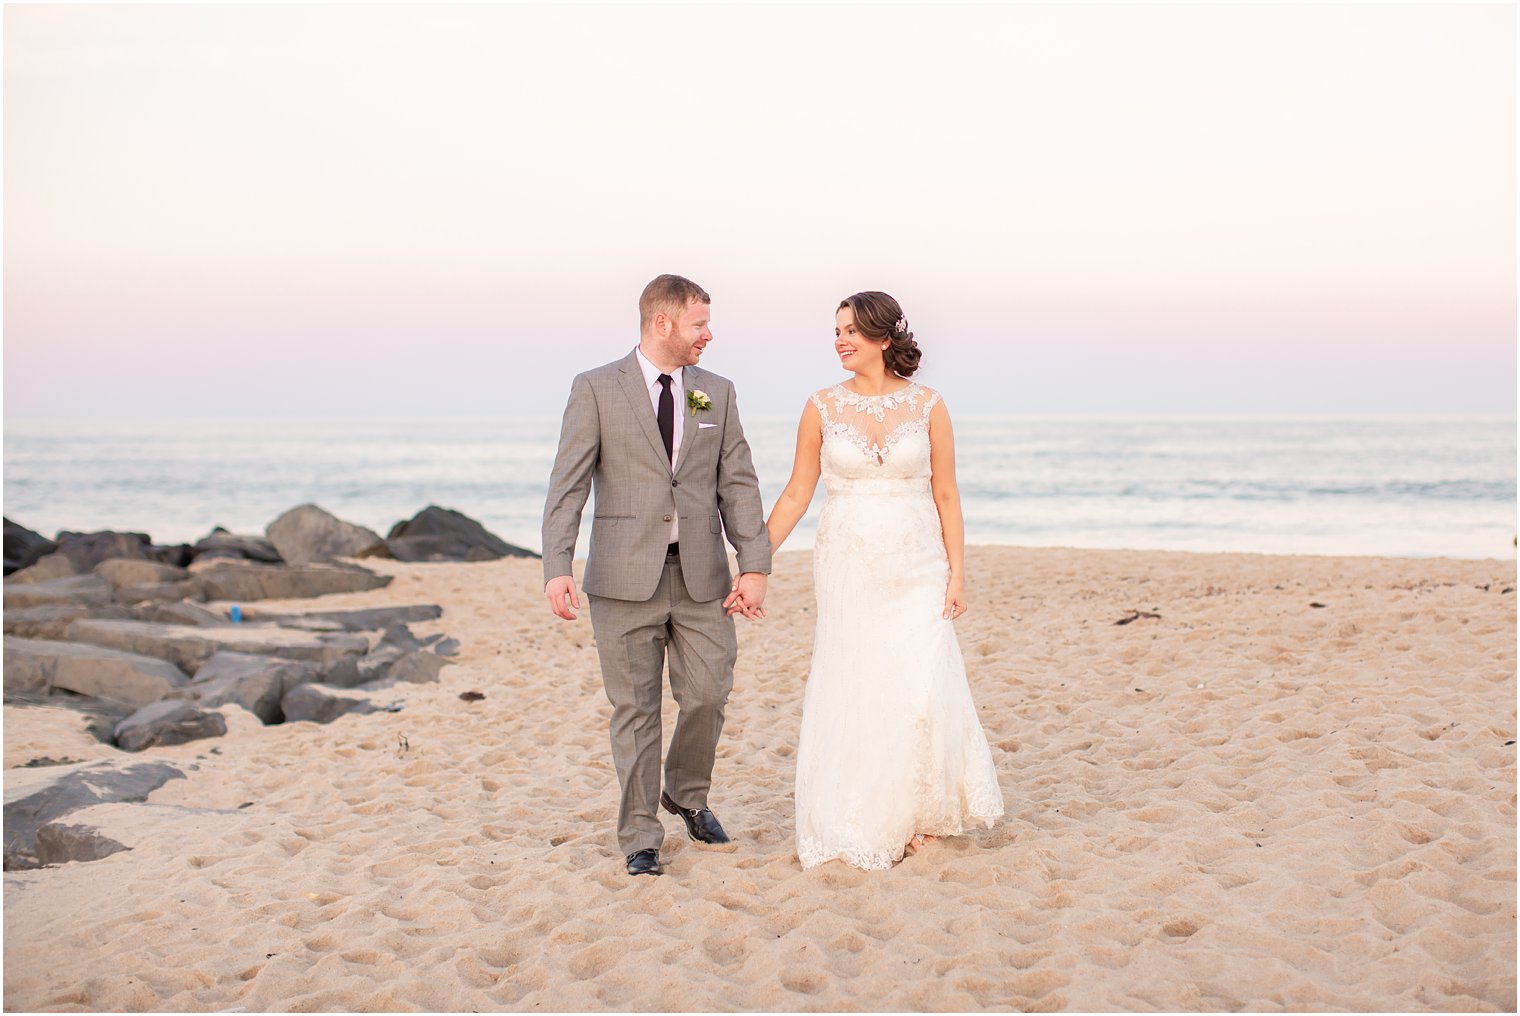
831, 382, 920, 402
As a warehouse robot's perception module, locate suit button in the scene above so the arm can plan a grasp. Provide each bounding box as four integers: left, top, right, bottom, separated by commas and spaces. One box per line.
663, 514, 672, 522
671, 480, 679, 487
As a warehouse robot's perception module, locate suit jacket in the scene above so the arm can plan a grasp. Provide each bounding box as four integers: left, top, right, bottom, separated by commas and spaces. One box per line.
542, 350, 772, 603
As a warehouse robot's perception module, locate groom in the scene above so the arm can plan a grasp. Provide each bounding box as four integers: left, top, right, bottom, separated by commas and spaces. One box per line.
542, 274, 771, 877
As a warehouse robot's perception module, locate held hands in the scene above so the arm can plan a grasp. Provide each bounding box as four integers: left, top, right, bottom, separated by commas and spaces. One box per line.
943, 574, 968, 621
545, 575, 581, 620
723, 572, 768, 620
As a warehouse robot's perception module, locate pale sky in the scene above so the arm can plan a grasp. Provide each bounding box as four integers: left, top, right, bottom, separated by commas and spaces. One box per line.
4, 3, 1515, 418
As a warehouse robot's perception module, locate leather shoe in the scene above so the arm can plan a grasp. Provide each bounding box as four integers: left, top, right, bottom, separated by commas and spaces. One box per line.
626, 848, 663, 876
661, 791, 734, 850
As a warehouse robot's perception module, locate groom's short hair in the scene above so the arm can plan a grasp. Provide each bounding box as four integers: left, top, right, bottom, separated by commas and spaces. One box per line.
640, 275, 710, 332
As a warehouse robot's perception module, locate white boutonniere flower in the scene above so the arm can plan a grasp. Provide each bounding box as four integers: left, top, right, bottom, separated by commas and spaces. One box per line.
687, 389, 712, 417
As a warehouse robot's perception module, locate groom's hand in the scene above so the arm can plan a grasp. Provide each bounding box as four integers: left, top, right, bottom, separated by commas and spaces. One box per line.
545, 576, 581, 620
724, 572, 767, 620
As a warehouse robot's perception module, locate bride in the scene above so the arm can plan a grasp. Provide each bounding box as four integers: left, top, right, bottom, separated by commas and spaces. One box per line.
763, 291, 1005, 870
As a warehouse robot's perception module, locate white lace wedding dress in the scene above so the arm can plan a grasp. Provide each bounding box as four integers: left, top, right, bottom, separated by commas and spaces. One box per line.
795, 382, 1005, 871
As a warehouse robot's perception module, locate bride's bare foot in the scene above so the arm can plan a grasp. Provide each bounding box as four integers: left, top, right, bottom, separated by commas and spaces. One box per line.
904, 834, 938, 855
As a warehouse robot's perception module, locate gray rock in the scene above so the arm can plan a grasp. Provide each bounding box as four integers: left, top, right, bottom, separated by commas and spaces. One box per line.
192, 563, 391, 601
378, 623, 441, 652
266, 505, 386, 565
95, 558, 190, 588
3, 603, 135, 640
114, 699, 227, 751
4, 518, 58, 575
241, 603, 442, 631
4, 552, 77, 584
172, 651, 320, 723
386, 505, 539, 561
281, 683, 378, 724
33, 822, 130, 865
134, 600, 232, 627
3, 759, 184, 870
53, 530, 155, 572
113, 579, 204, 604
4, 574, 113, 609
388, 651, 450, 684
62, 618, 369, 676
3, 635, 190, 707
433, 637, 461, 657
190, 527, 283, 564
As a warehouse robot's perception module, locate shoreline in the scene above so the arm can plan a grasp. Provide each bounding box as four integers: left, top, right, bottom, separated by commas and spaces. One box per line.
5, 545, 1515, 1011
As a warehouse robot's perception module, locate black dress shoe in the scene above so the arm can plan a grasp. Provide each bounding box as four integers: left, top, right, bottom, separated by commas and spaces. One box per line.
626, 848, 663, 876
660, 792, 734, 849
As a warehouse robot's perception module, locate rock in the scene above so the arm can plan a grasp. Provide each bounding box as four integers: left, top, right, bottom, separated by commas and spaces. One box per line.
4, 518, 58, 575
33, 822, 129, 865
95, 559, 190, 588
378, 623, 442, 653
62, 618, 369, 676
266, 505, 386, 565
171, 651, 320, 723
191, 562, 391, 601
386, 505, 539, 561
3, 759, 184, 870
150, 544, 194, 568
3, 636, 190, 707
113, 699, 227, 751
5, 552, 77, 584
3, 603, 135, 640
388, 652, 449, 684
134, 600, 231, 627
52, 530, 156, 572
113, 579, 204, 605
241, 604, 443, 631
4, 574, 113, 609
189, 527, 283, 564
281, 683, 378, 724
433, 637, 461, 657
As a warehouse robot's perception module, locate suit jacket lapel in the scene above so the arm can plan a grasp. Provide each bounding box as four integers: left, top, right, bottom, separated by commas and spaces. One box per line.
615, 351, 674, 476
676, 366, 703, 478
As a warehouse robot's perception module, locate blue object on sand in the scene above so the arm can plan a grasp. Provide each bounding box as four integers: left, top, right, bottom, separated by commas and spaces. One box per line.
229, 605, 242, 623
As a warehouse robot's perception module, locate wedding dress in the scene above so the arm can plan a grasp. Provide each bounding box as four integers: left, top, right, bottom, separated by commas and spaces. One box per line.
795, 382, 1005, 871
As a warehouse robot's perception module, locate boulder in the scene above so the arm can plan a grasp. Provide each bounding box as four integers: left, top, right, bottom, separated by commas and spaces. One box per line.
281, 683, 378, 724
4, 552, 77, 584
171, 651, 320, 723
4, 518, 58, 575
189, 527, 283, 565
192, 563, 391, 601
3, 603, 135, 640
3, 635, 191, 707
53, 530, 155, 572
386, 505, 539, 561
34, 822, 130, 865
4, 574, 113, 609
61, 618, 369, 676
378, 623, 441, 652
150, 544, 194, 568
388, 651, 450, 684
113, 580, 204, 605
241, 603, 442, 631
266, 505, 386, 565
113, 699, 227, 751
3, 759, 184, 870
95, 559, 190, 588
32, 802, 247, 867
134, 600, 231, 627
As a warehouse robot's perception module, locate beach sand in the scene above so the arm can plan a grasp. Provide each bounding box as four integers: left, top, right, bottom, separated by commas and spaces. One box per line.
4, 546, 1515, 1012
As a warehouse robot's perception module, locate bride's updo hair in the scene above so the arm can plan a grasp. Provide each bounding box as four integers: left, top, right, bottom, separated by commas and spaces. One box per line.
838, 291, 922, 378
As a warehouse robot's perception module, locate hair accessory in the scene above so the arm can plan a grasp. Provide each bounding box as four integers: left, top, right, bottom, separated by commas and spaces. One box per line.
894, 315, 909, 335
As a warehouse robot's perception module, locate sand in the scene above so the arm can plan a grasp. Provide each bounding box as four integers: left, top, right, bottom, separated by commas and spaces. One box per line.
3, 546, 1515, 1012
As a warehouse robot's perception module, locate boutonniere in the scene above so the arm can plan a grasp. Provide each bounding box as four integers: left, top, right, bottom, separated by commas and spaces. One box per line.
687, 389, 712, 417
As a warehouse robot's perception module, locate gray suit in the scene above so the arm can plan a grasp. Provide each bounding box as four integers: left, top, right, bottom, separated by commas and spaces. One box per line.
542, 350, 771, 854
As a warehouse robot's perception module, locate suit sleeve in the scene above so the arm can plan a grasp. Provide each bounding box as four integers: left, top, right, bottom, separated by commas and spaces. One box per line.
541, 373, 599, 584
715, 381, 773, 575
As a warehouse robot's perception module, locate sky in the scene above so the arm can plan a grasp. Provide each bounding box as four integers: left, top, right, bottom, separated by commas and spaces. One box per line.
3, 2, 1515, 419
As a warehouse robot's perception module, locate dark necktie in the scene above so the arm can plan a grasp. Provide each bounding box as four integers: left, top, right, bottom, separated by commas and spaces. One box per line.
656, 374, 675, 465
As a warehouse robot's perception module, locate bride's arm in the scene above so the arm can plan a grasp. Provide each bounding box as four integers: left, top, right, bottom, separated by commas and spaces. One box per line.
765, 400, 823, 553
928, 398, 968, 619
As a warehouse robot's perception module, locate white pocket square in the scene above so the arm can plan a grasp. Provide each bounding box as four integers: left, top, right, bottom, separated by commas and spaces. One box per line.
697, 422, 718, 429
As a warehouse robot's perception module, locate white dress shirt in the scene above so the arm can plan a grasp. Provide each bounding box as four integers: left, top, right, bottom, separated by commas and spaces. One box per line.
633, 346, 682, 542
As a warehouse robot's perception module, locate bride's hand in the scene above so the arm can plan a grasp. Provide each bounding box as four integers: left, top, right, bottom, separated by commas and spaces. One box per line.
943, 575, 968, 621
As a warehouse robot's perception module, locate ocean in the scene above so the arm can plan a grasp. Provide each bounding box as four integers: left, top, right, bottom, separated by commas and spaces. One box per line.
3, 415, 1514, 561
